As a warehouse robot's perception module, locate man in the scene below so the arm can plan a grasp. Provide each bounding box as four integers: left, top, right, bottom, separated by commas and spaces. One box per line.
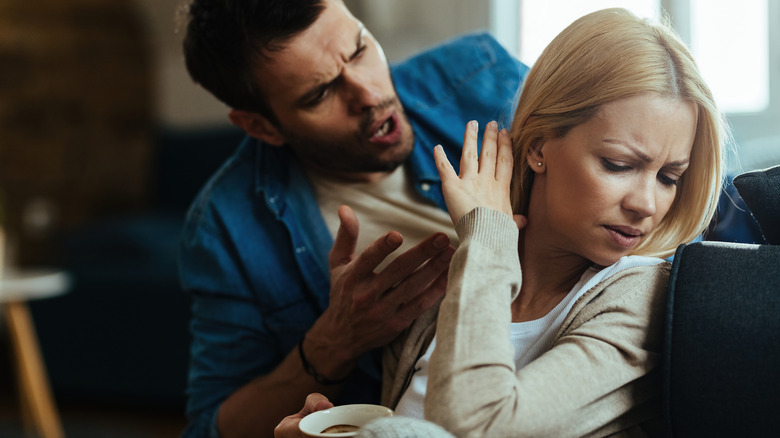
179, 0, 528, 436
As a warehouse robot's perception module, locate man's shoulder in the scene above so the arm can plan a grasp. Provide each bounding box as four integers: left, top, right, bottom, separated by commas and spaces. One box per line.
182, 136, 264, 232
391, 32, 528, 126
393, 32, 513, 72
392, 32, 527, 90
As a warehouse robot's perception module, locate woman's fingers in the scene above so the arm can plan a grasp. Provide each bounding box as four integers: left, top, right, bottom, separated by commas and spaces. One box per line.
434, 144, 457, 183
479, 121, 498, 177
495, 128, 513, 184
435, 120, 514, 225
459, 120, 506, 180
459, 120, 479, 178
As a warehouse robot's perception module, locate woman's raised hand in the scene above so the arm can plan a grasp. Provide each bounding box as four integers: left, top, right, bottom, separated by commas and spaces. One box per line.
434, 120, 515, 226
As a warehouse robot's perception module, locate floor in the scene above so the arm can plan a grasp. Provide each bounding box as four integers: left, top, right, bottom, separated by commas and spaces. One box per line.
0, 320, 188, 438
0, 396, 187, 438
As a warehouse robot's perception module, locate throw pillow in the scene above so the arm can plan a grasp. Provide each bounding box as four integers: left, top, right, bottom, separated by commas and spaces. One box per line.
733, 165, 780, 245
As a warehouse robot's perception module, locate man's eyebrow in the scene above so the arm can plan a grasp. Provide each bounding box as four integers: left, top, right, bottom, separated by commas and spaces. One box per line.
604, 139, 690, 167
349, 23, 366, 61
296, 24, 366, 106
298, 79, 333, 106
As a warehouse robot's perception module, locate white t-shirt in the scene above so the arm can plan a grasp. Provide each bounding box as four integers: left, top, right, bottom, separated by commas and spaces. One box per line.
393, 255, 664, 418
306, 165, 459, 272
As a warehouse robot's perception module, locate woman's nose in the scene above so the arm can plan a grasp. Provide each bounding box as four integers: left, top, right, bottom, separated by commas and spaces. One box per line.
622, 177, 657, 218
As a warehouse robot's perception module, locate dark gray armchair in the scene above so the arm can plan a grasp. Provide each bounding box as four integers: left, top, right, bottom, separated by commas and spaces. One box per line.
663, 165, 780, 436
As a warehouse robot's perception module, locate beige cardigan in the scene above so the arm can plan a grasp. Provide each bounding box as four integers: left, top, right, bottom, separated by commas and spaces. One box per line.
382, 208, 670, 437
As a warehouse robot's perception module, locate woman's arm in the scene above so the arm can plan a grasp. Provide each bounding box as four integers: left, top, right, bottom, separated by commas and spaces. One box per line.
426, 232, 669, 437
427, 119, 669, 437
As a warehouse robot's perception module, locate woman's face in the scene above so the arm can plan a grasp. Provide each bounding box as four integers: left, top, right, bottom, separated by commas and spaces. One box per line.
530, 93, 697, 266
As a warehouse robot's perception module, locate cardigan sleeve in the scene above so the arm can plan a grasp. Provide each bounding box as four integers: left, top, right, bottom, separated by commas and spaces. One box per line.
425, 208, 669, 438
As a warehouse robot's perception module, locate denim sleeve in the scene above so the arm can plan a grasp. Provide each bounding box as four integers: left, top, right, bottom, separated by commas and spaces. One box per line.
179, 214, 279, 438
180, 404, 219, 438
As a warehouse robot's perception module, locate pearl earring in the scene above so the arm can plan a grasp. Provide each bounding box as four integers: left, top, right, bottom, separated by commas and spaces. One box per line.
537, 162, 543, 167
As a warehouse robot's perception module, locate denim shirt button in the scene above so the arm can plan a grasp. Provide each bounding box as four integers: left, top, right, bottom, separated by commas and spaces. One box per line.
295, 247, 307, 254
420, 183, 431, 192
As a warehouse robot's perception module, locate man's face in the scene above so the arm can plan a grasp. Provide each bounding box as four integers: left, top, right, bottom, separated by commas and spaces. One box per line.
255, 0, 414, 182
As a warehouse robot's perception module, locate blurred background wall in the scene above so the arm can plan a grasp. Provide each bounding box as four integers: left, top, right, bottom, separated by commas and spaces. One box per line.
0, 0, 153, 266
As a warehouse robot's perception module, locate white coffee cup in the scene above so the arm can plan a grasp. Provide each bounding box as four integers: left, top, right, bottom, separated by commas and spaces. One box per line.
299, 404, 394, 437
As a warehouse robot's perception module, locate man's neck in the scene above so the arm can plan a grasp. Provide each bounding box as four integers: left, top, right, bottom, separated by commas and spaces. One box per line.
301, 161, 398, 184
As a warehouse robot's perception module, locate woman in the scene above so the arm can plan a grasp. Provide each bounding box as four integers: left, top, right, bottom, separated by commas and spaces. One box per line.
277, 8, 724, 437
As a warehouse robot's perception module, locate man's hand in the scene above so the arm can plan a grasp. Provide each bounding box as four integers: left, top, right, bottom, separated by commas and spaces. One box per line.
303, 205, 454, 379
274, 393, 334, 438
434, 120, 515, 225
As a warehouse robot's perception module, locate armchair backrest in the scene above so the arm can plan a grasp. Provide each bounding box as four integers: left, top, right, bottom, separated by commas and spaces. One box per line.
663, 241, 780, 436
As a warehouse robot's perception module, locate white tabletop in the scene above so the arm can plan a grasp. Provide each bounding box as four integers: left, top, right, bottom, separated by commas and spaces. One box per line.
0, 268, 71, 302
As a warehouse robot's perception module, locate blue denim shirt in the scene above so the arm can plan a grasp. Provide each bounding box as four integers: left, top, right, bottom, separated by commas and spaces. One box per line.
178, 33, 529, 438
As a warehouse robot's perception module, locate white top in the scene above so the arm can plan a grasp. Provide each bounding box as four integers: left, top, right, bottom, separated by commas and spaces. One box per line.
394, 255, 664, 419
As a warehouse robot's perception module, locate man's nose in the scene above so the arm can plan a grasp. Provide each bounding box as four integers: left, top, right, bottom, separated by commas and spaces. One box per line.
623, 177, 657, 218
343, 67, 381, 114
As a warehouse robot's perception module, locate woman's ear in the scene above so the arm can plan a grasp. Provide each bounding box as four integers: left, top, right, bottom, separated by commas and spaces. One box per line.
526, 138, 546, 172
228, 110, 287, 146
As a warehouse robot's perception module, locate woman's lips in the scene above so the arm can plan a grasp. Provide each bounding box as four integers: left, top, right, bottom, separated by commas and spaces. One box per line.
604, 225, 642, 248
368, 112, 402, 145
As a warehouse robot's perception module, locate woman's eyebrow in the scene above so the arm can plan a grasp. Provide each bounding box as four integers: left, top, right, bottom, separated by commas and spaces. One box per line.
603, 139, 689, 167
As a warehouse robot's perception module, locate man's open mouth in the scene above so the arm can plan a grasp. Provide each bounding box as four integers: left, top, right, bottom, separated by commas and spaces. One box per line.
374, 117, 394, 137
368, 112, 401, 145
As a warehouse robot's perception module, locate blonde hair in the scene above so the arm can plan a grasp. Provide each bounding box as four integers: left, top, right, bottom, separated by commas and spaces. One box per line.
510, 8, 726, 259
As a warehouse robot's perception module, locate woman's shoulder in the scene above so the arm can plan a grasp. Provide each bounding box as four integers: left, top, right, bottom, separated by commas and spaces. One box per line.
594, 256, 671, 292
569, 259, 671, 323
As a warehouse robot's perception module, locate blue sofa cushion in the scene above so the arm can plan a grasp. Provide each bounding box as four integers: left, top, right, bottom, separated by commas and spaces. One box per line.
733, 164, 780, 244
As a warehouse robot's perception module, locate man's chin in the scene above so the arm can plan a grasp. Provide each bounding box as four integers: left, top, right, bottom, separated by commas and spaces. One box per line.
375, 145, 413, 172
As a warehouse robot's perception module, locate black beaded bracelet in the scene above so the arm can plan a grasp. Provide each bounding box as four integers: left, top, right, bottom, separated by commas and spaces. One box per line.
298, 339, 349, 385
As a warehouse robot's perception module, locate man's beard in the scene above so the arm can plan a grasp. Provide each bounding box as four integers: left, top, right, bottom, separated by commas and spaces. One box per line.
280, 98, 414, 174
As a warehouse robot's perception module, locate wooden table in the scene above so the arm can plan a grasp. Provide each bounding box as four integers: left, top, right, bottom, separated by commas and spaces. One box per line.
1, 268, 70, 438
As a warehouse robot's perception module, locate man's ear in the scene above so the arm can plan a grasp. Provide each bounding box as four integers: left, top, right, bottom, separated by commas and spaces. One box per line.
228, 110, 287, 146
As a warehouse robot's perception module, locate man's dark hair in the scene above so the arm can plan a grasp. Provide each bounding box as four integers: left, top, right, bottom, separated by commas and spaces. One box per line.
183, 0, 326, 120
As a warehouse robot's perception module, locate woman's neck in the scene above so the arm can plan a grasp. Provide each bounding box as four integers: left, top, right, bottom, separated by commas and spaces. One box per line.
512, 225, 593, 322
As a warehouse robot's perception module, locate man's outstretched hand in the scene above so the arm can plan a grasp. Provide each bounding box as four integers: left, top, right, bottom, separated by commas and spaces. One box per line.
303, 205, 454, 380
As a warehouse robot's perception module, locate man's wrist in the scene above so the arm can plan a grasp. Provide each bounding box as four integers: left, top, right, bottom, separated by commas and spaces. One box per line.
298, 338, 350, 385
299, 325, 357, 384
